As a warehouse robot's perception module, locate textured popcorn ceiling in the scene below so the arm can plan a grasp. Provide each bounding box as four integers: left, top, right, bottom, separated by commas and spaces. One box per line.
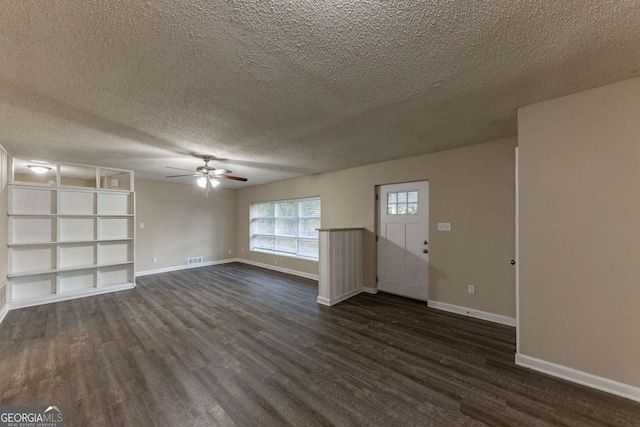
0, 1, 639, 187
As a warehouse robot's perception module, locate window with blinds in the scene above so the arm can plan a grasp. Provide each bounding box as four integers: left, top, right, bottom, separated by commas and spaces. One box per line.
250, 197, 321, 260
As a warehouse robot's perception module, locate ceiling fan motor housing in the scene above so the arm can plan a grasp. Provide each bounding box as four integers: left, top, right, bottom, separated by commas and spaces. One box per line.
196, 165, 216, 174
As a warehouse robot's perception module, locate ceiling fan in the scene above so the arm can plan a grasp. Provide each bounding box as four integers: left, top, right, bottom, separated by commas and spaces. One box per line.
165, 156, 248, 192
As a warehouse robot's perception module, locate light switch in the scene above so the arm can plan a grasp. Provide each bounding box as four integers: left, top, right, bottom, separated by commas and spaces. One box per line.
139, 222, 145, 229
437, 222, 451, 232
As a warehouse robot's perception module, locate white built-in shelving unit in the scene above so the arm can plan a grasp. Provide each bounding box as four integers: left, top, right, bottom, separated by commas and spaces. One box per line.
7, 158, 135, 308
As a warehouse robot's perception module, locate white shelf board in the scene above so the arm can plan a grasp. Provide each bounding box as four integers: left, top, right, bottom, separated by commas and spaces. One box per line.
97, 281, 134, 288
11, 184, 133, 194
8, 238, 134, 247
8, 261, 134, 278
8, 283, 136, 309
10, 187, 133, 197
58, 214, 133, 217
8, 213, 58, 218
8, 241, 56, 247
11, 182, 58, 189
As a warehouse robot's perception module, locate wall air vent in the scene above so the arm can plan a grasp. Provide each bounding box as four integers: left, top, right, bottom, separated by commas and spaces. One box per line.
187, 256, 204, 265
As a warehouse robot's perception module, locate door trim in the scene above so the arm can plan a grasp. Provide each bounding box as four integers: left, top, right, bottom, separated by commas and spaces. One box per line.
515, 147, 520, 353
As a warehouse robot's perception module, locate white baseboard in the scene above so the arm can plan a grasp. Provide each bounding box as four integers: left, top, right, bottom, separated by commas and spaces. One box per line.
316, 296, 331, 306
235, 258, 319, 281
317, 287, 362, 306
428, 300, 516, 327
8, 283, 136, 310
0, 281, 6, 325
516, 353, 640, 403
0, 303, 8, 326
135, 259, 236, 277
362, 286, 378, 294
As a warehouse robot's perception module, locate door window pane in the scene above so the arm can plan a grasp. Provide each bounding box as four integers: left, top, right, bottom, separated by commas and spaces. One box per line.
386, 190, 418, 215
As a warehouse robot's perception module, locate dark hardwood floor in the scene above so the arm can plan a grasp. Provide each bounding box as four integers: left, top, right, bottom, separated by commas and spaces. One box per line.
1, 263, 639, 426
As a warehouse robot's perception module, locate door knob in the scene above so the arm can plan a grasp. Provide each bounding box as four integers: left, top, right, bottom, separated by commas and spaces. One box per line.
510, 259, 516, 265
423, 240, 428, 245
423, 249, 428, 253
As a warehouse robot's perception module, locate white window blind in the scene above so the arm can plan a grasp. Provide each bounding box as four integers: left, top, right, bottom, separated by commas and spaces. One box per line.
250, 197, 321, 260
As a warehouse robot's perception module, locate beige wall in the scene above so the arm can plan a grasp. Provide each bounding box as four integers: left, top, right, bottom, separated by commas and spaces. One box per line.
519, 77, 640, 387
238, 138, 517, 317
0, 146, 8, 311
135, 179, 237, 273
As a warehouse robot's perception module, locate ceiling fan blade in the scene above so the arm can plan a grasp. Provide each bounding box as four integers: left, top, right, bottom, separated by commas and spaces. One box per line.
217, 174, 248, 182
165, 166, 194, 172
165, 174, 198, 178
213, 168, 232, 175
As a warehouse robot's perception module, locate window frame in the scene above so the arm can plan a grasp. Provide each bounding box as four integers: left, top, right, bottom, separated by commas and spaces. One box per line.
250, 196, 321, 261
386, 190, 419, 215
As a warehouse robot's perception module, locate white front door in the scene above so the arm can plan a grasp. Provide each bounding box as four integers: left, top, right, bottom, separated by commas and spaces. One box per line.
377, 181, 429, 301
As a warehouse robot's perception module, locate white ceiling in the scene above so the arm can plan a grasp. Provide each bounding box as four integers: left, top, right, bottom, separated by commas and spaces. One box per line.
1, 1, 639, 188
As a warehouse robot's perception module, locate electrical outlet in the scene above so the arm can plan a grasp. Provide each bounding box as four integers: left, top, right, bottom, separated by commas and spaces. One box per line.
228, 249, 232, 254
274, 259, 278, 265
437, 222, 452, 232
468, 284, 475, 294
139, 222, 145, 229
153, 257, 158, 263
241, 248, 244, 253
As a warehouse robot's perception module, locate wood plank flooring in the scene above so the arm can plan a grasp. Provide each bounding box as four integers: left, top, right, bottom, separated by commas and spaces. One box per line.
1, 263, 639, 426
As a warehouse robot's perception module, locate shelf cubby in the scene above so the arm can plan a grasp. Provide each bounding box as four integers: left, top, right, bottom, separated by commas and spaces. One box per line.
60, 218, 95, 241
59, 164, 97, 188
98, 264, 133, 287
59, 190, 96, 215
59, 243, 96, 268
11, 246, 56, 274
97, 192, 131, 215
11, 187, 56, 215
59, 269, 96, 294
11, 218, 56, 244
99, 168, 132, 191
98, 217, 132, 240
98, 241, 132, 264
11, 274, 56, 301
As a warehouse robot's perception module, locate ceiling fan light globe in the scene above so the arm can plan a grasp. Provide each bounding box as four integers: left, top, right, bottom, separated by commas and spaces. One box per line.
209, 177, 220, 188
196, 176, 207, 188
